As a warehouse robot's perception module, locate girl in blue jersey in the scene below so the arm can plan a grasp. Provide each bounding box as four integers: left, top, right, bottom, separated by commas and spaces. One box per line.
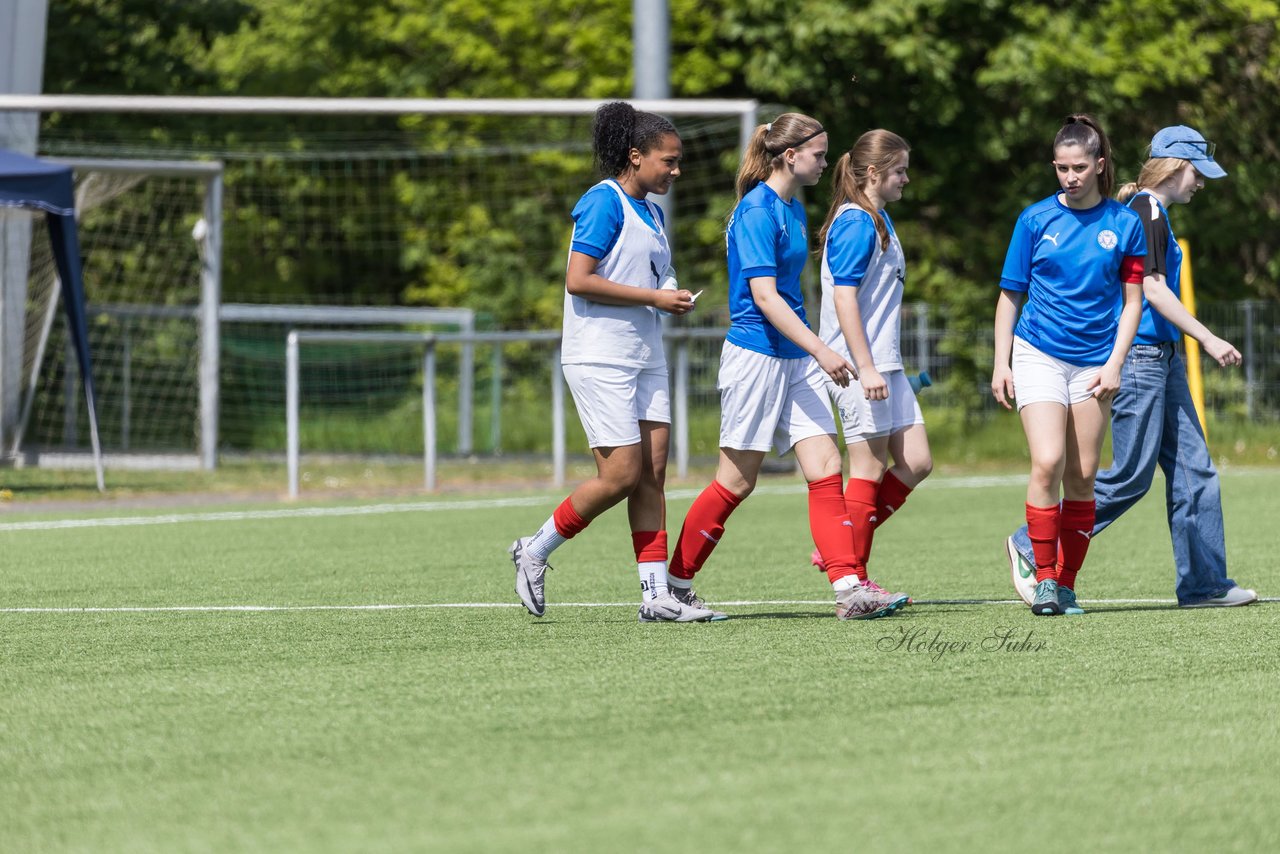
810, 129, 929, 604
666, 113, 907, 621
1006, 125, 1256, 609
509, 101, 716, 623
992, 114, 1146, 616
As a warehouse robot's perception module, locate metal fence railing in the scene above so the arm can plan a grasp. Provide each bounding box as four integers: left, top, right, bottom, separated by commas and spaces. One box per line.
283, 300, 1278, 496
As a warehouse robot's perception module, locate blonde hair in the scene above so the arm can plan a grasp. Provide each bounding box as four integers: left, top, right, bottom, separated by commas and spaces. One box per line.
1116, 157, 1192, 203
734, 112, 825, 202
819, 129, 911, 251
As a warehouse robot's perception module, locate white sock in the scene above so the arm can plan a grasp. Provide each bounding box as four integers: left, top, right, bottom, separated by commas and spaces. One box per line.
639, 561, 669, 602
832, 575, 863, 592
526, 516, 566, 561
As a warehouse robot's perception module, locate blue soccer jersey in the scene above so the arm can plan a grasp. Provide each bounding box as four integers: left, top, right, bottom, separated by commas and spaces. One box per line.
570, 180, 664, 259
1127, 191, 1183, 345
1000, 194, 1146, 365
725, 182, 811, 359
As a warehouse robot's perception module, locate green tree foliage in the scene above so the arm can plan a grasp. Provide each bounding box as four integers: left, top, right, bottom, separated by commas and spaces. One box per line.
713, 0, 1279, 402
42, 0, 1280, 325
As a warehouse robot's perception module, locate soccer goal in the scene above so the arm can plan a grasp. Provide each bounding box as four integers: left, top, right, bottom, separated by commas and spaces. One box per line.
4, 95, 760, 489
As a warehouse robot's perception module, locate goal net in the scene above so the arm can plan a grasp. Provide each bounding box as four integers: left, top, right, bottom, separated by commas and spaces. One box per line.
24, 104, 751, 486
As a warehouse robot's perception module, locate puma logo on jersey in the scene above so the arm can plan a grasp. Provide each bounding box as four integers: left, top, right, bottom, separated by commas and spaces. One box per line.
1040, 232, 1060, 246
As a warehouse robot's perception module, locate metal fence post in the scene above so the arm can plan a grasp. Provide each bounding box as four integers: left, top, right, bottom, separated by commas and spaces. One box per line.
675, 335, 689, 478
286, 330, 299, 499
490, 344, 502, 454
424, 340, 437, 491
552, 347, 565, 488
121, 326, 131, 450
915, 302, 930, 376
1243, 300, 1256, 420
198, 170, 223, 471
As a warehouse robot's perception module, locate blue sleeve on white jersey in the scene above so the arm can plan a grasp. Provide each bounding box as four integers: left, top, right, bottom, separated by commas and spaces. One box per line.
570, 186, 624, 258
732, 205, 782, 279
999, 213, 1034, 292
826, 211, 877, 287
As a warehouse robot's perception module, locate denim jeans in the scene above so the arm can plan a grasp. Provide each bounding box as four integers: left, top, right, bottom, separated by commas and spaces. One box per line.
1012, 342, 1235, 604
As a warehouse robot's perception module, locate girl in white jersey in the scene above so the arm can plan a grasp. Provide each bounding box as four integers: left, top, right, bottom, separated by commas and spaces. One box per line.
666, 114, 907, 621
992, 114, 1146, 617
508, 102, 715, 623
811, 130, 931, 601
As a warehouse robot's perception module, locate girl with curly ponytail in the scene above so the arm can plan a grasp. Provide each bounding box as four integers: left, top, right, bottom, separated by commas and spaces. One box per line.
508, 101, 716, 623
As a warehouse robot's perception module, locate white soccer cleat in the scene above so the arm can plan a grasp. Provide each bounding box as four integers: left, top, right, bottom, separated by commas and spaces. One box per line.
1006, 536, 1037, 606
637, 592, 717, 623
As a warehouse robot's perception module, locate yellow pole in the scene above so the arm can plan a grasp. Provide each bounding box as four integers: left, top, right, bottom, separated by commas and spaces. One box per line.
1178, 238, 1207, 436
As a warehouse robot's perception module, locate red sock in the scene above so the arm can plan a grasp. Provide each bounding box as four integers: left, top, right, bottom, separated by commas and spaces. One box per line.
1025, 502, 1060, 583
631, 530, 668, 563
842, 477, 879, 582
1056, 499, 1095, 590
808, 474, 859, 584
872, 471, 913, 529
552, 497, 590, 539
670, 480, 742, 580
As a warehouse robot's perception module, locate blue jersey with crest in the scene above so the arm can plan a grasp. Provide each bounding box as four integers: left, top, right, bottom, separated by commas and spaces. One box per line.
1000, 194, 1146, 366
725, 182, 811, 359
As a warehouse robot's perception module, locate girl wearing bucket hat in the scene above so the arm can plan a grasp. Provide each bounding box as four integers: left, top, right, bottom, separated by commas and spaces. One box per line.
1004, 124, 1258, 609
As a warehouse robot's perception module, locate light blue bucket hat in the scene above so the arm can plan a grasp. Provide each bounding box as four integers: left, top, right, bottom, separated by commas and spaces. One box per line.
1150, 125, 1226, 179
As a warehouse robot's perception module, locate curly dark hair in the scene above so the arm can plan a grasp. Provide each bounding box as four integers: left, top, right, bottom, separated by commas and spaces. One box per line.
592, 101, 678, 178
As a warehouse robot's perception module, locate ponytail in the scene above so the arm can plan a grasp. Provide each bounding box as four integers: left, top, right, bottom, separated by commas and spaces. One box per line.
733, 112, 825, 203
1116, 182, 1140, 203
592, 100, 678, 179
1115, 157, 1191, 203
1054, 113, 1114, 198
818, 129, 910, 251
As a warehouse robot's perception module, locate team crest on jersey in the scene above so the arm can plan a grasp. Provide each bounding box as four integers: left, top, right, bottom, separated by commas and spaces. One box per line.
1097, 229, 1118, 250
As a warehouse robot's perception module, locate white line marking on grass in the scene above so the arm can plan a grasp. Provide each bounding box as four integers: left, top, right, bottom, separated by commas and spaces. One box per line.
0, 477, 1035, 534
6, 597, 1274, 614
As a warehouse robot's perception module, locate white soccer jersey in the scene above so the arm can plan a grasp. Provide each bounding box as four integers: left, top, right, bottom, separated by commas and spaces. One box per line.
818, 203, 905, 372
561, 180, 671, 368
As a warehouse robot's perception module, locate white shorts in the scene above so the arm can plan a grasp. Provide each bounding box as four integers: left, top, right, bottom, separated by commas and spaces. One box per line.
1012, 337, 1101, 409
562, 363, 670, 448
718, 342, 836, 455
827, 369, 924, 444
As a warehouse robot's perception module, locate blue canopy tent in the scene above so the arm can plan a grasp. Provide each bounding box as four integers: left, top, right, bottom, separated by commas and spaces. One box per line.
0, 148, 104, 491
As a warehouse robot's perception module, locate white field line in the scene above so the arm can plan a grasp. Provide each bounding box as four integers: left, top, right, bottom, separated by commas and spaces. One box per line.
0, 476, 1030, 534
5, 597, 1275, 615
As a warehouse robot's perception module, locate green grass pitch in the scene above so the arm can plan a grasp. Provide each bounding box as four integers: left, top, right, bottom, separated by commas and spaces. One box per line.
2, 470, 1278, 853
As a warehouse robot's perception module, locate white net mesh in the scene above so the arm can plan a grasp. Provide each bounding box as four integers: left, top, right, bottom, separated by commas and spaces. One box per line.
25, 111, 747, 469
